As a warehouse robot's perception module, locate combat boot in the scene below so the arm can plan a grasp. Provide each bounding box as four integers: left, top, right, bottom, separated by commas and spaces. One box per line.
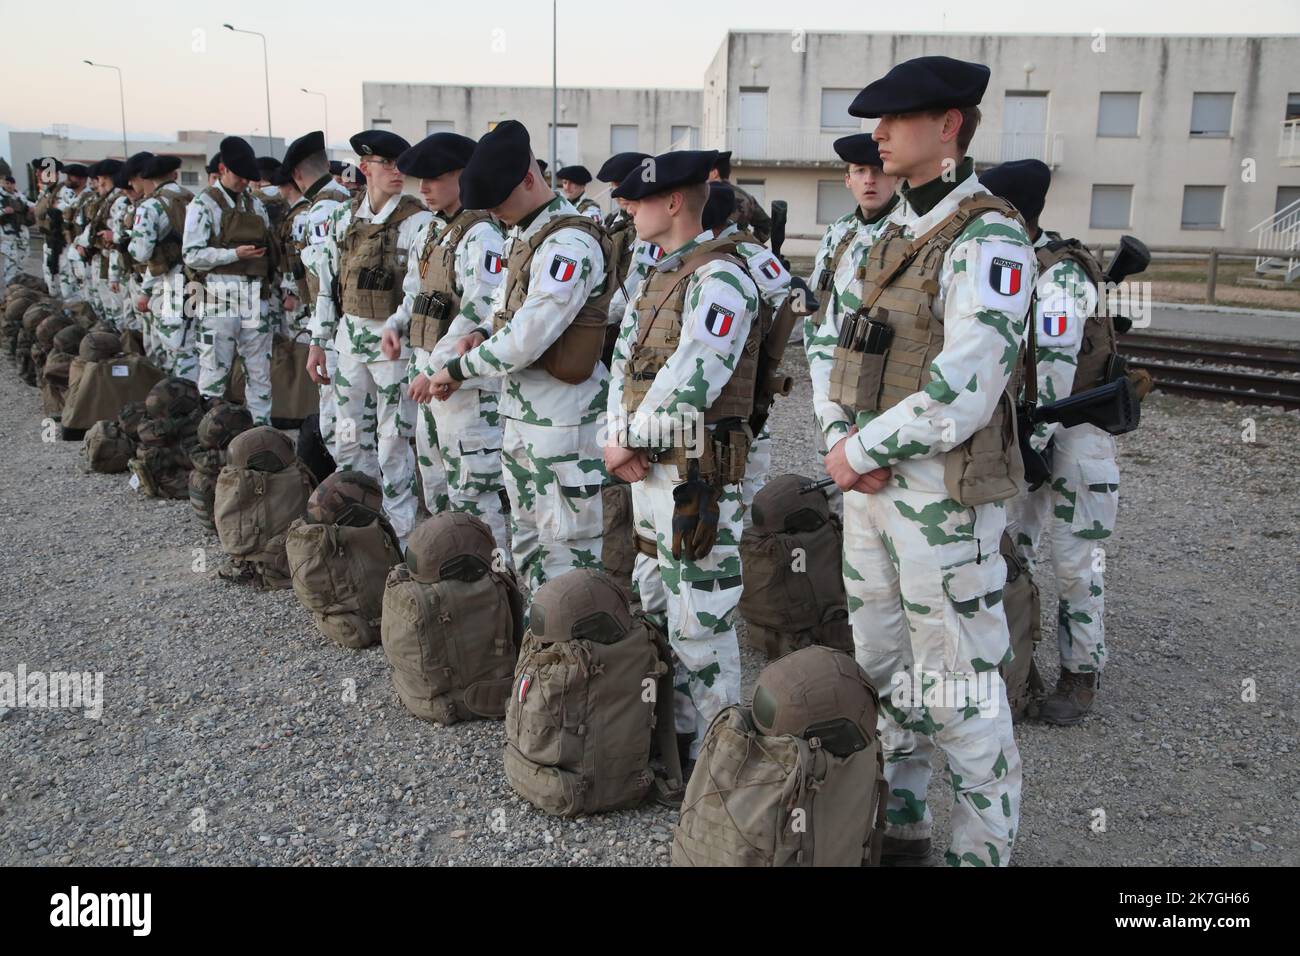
1038, 668, 1097, 726
880, 835, 931, 866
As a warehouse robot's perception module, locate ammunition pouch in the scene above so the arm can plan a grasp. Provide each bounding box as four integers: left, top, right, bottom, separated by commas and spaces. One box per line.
409, 291, 453, 351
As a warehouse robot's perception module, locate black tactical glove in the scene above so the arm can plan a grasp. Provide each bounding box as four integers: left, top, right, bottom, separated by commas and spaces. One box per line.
671, 479, 721, 562
788, 275, 819, 315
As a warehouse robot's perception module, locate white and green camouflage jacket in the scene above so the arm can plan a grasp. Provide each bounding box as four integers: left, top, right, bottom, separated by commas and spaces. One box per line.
445, 196, 608, 428
387, 210, 506, 392
130, 182, 191, 292
1026, 230, 1096, 452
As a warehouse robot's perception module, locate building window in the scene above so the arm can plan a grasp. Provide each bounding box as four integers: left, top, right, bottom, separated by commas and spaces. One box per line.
610, 124, 638, 155
670, 125, 698, 149
1181, 186, 1224, 229
1090, 185, 1133, 229
426, 120, 454, 135
737, 179, 766, 210
1190, 93, 1233, 137
371, 118, 392, 129
1286, 93, 1300, 121
816, 180, 855, 225
820, 88, 859, 131
1097, 93, 1140, 138
1277, 186, 1300, 215
180, 170, 199, 186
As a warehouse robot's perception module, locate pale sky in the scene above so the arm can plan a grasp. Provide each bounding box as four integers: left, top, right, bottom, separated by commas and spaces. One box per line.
3, 0, 1297, 151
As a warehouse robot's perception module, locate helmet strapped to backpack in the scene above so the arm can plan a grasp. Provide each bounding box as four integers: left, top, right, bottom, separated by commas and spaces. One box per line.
196, 401, 254, 451
405, 511, 498, 584
52, 325, 87, 355
79, 330, 122, 361
529, 568, 632, 646
35, 313, 73, 348
306, 470, 386, 527
748, 473, 831, 535
751, 645, 877, 757
145, 377, 203, 422
227, 425, 296, 473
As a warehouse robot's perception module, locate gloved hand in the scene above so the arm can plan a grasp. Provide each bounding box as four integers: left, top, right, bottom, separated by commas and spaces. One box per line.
789, 275, 819, 315
671, 479, 721, 562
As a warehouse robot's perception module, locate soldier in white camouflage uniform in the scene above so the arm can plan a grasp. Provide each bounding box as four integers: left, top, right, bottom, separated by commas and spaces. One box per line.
427, 121, 608, 596
381, 132, 509, 551
76, 160, 125, 327
555, 165, 604, 223
306, 129, 433, 546
596, 153, 661, 331
183, 137, 276, 420
110, 164, 146, 341
131, 154, 198, 379
282, 132, 353, 456
1, 174, 32, 287
30, 158, 77, 293
820, 58, 1030, 867
608, 150, 765, 761
981, 159, 1116, 725
59, 164, 93, 302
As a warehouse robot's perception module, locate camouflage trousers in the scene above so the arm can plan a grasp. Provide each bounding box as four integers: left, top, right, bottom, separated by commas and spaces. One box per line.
416, 384, 509, 554
1, 235, 28, 285
145, 271, 198, 381
318, 341, 341, 459
740, 424, 772, 525
500, 417, 604, 598
842, 478, 1023, 867
333, 349, 418, 543
1007, 424, 1118, 674
632, 467, 744, 757
58, 247, 83, 302
197, 312, 270, 421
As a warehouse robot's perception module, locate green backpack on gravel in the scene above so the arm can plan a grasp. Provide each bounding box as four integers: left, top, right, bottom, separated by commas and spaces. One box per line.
382, 512, 524, 722
189, 402, 254, 531
61, 332, 164, 436
287, 471, 403, 650
41, 325, 87, 417
81, 420, 134, 474
738, 474, 854, 660
213, 426, 316, 589
503, 568, 682, 817
671, 645, 886, 868
129, 378, 205, 499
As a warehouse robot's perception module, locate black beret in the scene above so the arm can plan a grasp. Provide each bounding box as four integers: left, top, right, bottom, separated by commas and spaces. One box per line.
537, 158, 548, 174
85, 160, 104, 177
349, 129, 411, 161
31, 156, 63, 174
849, 56, 990, 118
397, 132, 477, 179
702, 182, 736, 232
459, 120, 534, 210
219, 136, 260, 180
555, 165, 591, 185
206, 152, 222, 174
62, 163, 89, 178
270, 164, 295, 187
833, 133, 883, 168
256, 156, 281, 180
979, 159, 1051, 223
597, 152, 650, 185
112, 165, 131, 189
712, 150, 732, 178
611, 149, 717, 201
281, 131, 324, 175
142, 155, 181, 179
334, 162, 365, 186
122, 151, 156, 181
96, 158, 124, 178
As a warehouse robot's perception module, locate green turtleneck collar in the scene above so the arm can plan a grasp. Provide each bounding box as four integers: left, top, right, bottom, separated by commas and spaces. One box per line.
900, 156, 975, 217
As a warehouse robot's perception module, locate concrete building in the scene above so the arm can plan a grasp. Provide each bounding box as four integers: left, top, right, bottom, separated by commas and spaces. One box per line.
362, 31, 1300, 259
7, 129, 286, 196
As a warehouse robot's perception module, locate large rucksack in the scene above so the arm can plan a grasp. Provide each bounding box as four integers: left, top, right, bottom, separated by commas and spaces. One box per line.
189, 403, 254, 530
287, 471, 404, 649
225, 333, 318, 428
129, 378, 205, 499
81, 420, 134, 474
503, 569, 681, 817
672, 645, 886, 867
60, 332, 165, 436
382, 512, 524, 720
1000, 531, 1044, 721
738, 474, 854, 660
214, 426, 316, 589
600, 481, 636, 594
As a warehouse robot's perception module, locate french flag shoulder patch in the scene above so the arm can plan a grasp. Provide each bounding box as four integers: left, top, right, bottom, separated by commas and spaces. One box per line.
1041, 311, 1069, 337
977, 241, 1031, 312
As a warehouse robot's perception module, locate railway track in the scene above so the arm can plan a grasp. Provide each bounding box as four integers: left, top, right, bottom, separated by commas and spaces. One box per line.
1119, 333, 1300, 409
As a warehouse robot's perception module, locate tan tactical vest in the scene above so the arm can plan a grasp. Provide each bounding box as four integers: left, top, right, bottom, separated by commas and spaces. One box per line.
1034, 238, 1111, 396
812, 224, 859, 327
829, 193, 1026, 506
119, 197, 147, 279
605, 216, 637, 298
338, 193, 426, 319
277, 197, 307, 291
201, 185, 272, 278
621, 235, 763, 482
145, 184, 194, 276
409, 208, 493, 351
491, 213, 613, 384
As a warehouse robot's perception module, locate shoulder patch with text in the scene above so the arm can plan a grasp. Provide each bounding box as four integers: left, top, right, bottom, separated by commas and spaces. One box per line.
976, 240, 1031, 313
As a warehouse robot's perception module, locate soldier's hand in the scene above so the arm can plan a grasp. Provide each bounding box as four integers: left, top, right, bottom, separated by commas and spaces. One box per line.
429, 367, 460, 401
306, 345, 331, 385
98, 229, 114, 244
283, 293, 298, 313
110, 282, 119, 293
615, 452, 650, 483
407, 373, 433, 403
135, 295, 150, 313
455, 331, 486, 356
827, 427, 893, 493
235, 244, 266, 260
380, 328, 402, 361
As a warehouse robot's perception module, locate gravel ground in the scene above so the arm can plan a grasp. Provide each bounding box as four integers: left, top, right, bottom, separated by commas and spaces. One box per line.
1, 329, 1297, 866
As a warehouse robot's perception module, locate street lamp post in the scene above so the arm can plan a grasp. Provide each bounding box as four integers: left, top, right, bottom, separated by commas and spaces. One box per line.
83, 60, 127, 158
551, 0, 557, 181
223, 23, 275, 158
300, 88, 329, 147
